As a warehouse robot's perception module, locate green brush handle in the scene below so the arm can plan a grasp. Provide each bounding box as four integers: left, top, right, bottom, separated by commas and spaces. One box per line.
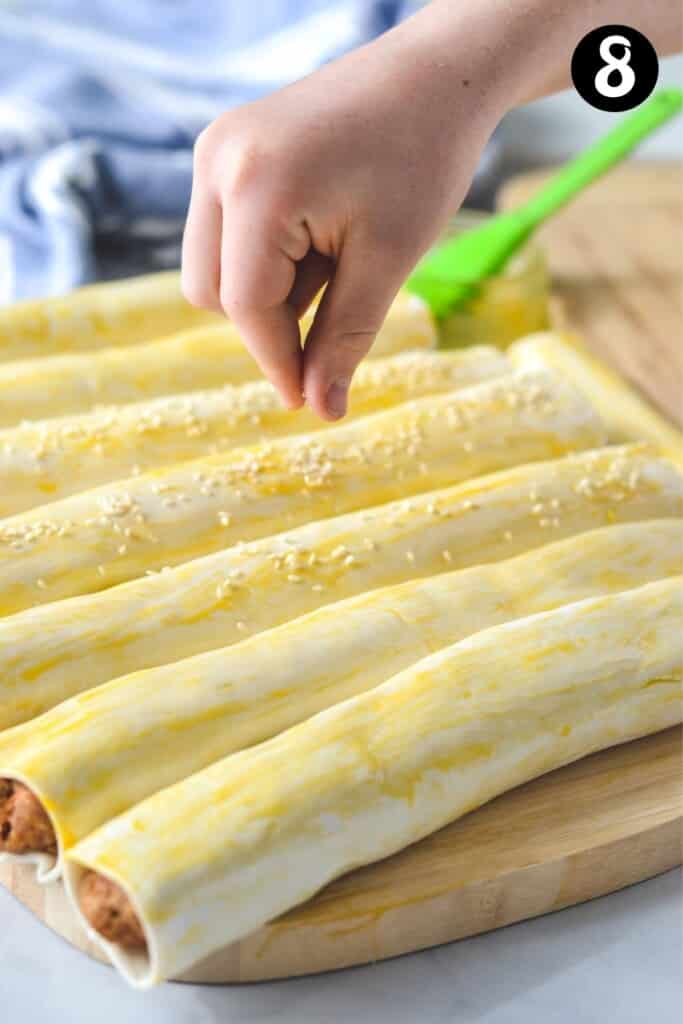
405, 87, 683, 320
518, 88, 683, 228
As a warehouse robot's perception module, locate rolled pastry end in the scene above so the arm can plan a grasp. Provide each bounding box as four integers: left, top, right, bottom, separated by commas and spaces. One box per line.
0, 779, 57, 855
79, 870, 147, 951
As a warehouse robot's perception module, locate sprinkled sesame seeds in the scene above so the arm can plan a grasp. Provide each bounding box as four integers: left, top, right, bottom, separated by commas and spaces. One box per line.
99, 493, 135, 518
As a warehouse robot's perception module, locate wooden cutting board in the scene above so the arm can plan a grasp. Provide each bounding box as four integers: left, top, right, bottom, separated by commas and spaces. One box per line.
1, 162, 682, 983
1, 728, 681, 982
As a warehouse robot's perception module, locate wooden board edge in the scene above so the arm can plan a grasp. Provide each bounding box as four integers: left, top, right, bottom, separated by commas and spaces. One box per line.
177, 813, 683, 983
2, 760, 680, 984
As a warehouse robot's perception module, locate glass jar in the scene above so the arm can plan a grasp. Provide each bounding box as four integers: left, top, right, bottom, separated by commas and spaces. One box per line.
437, 210, 551, 350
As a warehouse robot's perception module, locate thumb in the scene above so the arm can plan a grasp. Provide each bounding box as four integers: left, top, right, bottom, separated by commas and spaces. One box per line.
302, 244, 408, 421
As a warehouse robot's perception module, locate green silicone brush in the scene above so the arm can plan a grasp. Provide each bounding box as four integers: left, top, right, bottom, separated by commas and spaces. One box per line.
405, 87, 683, 320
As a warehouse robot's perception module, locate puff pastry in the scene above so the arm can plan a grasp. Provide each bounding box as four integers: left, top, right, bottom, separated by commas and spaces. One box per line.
1, 517, 680, 883
63, 576, 683, 987
1, 445, 679, 732
509, 332, 683, 464
0, 271, 217, 362
0, 348, 508, 517
0, 290, 436, 425
0, 326, 259, 427
0, 370, 605, 616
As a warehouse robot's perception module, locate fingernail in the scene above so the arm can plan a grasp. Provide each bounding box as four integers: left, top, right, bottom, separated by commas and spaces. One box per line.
325, 379, 348, 419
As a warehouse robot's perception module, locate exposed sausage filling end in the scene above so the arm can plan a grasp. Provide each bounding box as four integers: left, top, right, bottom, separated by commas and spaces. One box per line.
79, 870, 147, 951
0, 779, 57, 855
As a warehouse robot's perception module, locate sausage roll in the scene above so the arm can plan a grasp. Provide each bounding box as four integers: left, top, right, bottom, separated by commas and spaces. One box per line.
0, 348, 508, 516
0, 370, 605, 616
1, 445, 679, 732
1, 518, 680, 883
63, 577, 683, 986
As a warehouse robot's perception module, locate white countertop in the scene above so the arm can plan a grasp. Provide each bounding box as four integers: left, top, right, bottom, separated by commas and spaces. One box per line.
1, 869, 681, 1023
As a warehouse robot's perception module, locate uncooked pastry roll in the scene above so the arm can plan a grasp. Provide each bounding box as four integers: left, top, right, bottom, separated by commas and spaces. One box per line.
1, 445, 679, 731
0, 326, 259, 427
0, 290, 436, 424
0, 370, 605, 616
509, 332, 683, 463
1, 518, 680, 882
0, 271, 217, 362
0, 348, 509, 517
64, 576, 683, 987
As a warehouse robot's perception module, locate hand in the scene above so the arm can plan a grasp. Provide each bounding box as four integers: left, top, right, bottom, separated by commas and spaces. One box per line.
182, 0, 682, 419
181, 9, 505, 419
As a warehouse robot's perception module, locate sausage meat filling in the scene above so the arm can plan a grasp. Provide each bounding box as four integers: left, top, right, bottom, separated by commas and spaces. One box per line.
0, 779, 57, 855
79, 870, 147, 951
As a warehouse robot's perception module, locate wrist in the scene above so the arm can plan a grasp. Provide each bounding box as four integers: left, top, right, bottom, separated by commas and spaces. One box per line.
361, 9, 509, 140
387, 0, 574, 118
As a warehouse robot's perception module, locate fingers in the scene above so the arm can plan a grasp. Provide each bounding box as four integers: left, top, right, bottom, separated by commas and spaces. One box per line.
219, 209, 305, 409
288, 250, 333, 318
183, 125, 310, 408
230, 304, 305, 409
182, 114, 417, 418
302, 243, 407, 420
181, 137, 223, 312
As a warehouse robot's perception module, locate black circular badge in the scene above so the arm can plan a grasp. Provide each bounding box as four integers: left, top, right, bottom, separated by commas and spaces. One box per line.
571, 25, 659, 112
